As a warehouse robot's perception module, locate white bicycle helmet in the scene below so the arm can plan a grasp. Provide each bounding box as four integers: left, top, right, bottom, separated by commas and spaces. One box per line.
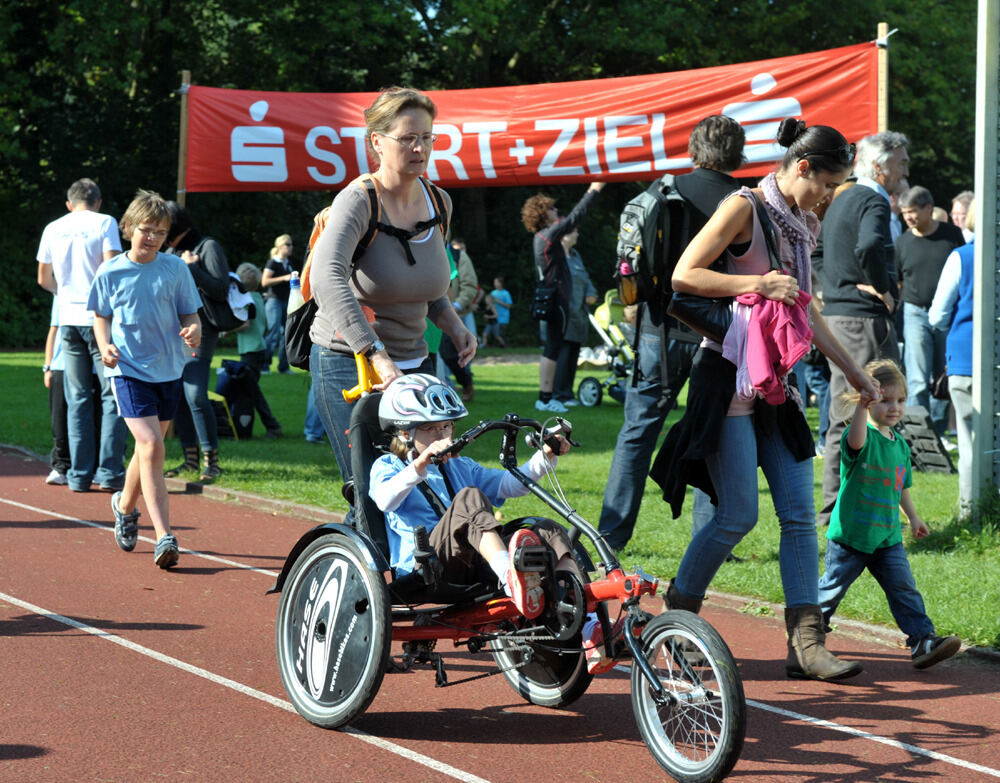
378, 373, 468, 432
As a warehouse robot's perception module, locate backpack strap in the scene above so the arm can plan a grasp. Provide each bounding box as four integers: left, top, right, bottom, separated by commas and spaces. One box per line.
372, 177, 449, 265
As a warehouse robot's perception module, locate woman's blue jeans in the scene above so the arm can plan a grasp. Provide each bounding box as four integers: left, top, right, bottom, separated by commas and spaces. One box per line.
674, 412, 819, 607
174, 327, 219, 452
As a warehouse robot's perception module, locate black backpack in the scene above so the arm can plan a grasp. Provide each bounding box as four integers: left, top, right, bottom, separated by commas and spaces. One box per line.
285, 175, 449, 371
615, 173, 692, 309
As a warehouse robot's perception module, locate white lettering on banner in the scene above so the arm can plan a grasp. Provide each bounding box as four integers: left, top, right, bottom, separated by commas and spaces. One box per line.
583, 117, 601, 174
231, 101, 289, 183
427, 123, 468, 181
462, 121, 507, 179
604, 116, 652, 174
510, 138, 534, 166
723, 73, 802, 164
305, 127, 347, 185
338, 127, 371, 175
537, 119, 586, 177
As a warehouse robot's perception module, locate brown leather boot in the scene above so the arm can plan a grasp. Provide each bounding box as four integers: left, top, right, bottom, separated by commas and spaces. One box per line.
785, 605, 863, 681
662, 580, 703, 614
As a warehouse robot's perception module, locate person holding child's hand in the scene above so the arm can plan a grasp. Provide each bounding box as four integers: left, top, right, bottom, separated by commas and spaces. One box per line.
818, 359, 960, 671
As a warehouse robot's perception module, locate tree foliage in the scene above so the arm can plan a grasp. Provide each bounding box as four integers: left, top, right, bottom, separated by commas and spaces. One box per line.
2, 0, 976, 347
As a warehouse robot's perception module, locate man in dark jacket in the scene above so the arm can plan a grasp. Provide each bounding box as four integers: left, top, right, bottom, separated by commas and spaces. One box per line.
598, 115, 745, 551
816, 131, 909, 526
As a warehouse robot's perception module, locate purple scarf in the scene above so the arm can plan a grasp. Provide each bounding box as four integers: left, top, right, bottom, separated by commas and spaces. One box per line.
759, 173, 818, 293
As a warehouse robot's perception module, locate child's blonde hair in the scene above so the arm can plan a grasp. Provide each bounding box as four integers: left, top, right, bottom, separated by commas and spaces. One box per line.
838, 358, 907, 409
236, 262, 261, 291
120, 189, 169, 236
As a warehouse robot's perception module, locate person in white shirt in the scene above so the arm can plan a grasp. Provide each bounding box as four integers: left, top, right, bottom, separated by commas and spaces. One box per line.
36, 178, 125, 493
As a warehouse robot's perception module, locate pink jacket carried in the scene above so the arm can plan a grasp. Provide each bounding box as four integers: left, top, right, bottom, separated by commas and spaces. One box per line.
723, 291, 813, 405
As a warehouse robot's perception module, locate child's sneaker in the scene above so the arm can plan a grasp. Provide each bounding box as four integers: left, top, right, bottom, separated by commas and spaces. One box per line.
110, 491, 140, 552
582, 616, 625, 674
911, 634, 961, 669
506, 529, 545, 619
534, 398, 568, 413
154, 534, 180, 569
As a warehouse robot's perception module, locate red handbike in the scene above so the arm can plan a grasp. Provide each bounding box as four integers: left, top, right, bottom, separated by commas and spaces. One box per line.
270, 370, 745, 783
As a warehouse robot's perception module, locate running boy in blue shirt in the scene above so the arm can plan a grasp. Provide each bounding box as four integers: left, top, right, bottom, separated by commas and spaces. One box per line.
88, 190, 202, 568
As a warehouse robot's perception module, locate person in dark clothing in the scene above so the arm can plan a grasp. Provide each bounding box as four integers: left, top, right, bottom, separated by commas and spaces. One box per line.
597, 115, 744, 551
521, 181, 605, 413
161, 202, 231, 482
817, 131, 909, 526
895, 185, 965, 434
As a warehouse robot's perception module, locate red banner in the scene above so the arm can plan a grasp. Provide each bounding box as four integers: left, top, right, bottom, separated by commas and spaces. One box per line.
184, 42, 877, 192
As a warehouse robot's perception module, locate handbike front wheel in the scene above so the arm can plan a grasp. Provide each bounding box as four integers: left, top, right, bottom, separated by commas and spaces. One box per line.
275, 534, 391, 728
630, 611, 745, 783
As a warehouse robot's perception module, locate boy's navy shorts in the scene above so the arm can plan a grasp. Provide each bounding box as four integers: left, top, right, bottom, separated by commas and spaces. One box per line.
111, 377, 183, 421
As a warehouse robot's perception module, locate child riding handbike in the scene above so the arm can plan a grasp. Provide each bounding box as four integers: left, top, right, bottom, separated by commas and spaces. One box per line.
272, 365, 746, 783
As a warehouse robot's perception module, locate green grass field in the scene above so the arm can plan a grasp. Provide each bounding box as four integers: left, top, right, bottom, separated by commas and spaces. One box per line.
3, 346, 998, 649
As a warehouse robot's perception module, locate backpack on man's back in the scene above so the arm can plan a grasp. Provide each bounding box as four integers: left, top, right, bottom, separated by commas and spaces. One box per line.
614, 173, 692, 310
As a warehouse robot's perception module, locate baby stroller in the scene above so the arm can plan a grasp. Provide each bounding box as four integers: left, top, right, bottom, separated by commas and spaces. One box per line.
269, 358, 746, 783
577, 290, 636, 407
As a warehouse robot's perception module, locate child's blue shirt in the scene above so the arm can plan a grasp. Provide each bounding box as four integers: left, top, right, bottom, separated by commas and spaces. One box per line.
88, 251, 202, 383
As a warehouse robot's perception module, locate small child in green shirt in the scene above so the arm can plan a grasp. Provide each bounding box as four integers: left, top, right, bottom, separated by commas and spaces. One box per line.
818, 359, 959, 670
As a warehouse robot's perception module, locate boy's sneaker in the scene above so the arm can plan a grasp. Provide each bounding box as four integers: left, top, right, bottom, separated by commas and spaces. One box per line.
534, 398, 568, 413
506, 529, 545, 619
583, 616, 625, 674
154, 534, 180, 569
911, 634, 961, 669
45, 469, 68, 486
110, 491, 140, 552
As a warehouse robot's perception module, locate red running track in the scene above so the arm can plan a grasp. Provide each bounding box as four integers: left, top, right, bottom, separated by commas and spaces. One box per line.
2, 445, 999, 782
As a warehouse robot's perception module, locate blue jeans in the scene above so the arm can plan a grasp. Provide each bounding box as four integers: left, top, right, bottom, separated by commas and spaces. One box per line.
902, 302, 948, 433
61, 325, 126, 490
264, 297, 288, 372
674, 413, 819, 606
597, 331, 669, 550
800, 359, 830, 448
818, 539, 934, 647
173, 327, 219, 452
304, 382, 327, 443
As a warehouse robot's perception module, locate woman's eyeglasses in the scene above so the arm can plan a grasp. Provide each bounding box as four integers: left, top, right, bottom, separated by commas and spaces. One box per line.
380, 132, 438, 149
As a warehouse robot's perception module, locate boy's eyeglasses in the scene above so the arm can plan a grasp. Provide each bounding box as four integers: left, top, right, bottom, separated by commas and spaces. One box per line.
137, 227, 169, 239
380, 132, 438, 149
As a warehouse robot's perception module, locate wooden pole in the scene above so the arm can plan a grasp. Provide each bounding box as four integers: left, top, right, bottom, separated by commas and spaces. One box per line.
176, 70, 191, 206
876, 22, 889, 132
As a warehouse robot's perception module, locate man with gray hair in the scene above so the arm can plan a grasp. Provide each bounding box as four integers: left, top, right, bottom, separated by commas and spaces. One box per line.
896, 185, 965, 434
815, 131, 909, 526
37, 178, 126, 492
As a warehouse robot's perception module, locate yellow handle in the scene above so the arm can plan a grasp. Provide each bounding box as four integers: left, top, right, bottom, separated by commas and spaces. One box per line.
342, 353, 382, 402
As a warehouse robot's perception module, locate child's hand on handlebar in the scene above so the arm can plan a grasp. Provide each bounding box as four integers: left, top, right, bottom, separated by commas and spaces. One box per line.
413, 436, 456, 475
542, 435, 571, 458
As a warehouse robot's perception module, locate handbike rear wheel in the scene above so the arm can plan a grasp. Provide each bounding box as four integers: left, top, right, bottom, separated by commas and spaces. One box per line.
275, 534, 391, 728
630, 611, 745, 783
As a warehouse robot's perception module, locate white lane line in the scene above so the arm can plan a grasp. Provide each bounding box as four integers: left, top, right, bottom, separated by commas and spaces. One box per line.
0, 590, 493, 783
0, 498, 279, 578
747, 698, 1000, 778
5, 497, 999, 779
